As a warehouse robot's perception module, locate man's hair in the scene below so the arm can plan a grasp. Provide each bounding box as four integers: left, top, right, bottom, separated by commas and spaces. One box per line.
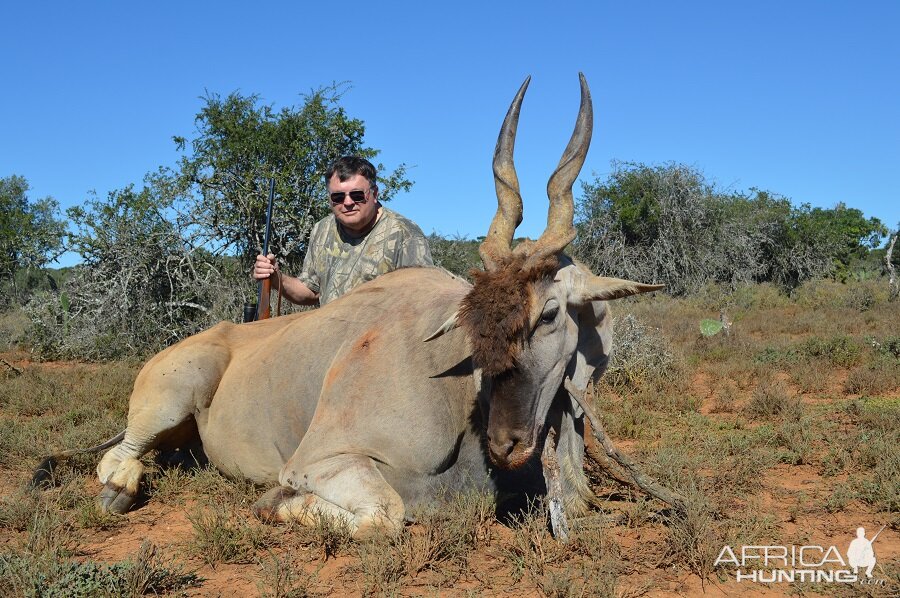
325, 156, 377, 188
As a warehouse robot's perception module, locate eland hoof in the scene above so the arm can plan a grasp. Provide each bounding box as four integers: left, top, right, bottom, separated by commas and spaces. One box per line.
98, 482, 137, 514
252, 486, 297, 523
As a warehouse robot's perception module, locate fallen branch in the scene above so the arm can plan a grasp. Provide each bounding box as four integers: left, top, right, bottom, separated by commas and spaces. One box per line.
564, 377, 688, 515
541, 428, 569, 543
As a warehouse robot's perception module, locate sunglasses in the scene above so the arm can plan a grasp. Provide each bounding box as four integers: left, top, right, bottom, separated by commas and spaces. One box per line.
329, 190, 369, 204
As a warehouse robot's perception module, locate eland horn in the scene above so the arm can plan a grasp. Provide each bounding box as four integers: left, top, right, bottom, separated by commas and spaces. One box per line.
479, 76, 530, 272
524, 73, 593, 268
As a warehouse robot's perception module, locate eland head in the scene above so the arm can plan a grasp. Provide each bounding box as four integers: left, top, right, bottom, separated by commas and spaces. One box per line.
427, 74, 662, 469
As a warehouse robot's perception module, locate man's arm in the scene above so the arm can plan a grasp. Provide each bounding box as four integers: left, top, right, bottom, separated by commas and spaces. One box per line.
252, 253, 319, 306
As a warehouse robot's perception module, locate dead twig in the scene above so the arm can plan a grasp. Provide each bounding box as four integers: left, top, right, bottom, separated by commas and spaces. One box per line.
564, 377, 688, 515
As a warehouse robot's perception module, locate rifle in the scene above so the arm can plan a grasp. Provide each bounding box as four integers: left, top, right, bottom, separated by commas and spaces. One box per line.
243, 178, 277, 322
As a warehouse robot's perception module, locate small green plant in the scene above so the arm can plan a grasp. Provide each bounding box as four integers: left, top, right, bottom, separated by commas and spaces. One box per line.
149, 464, 258, 509
294, 509, 352, 561
355, 537, 405, 596
352, 491, 495, 594
853, 436, 900, 513
566, 523, 622, 597
710, 383, 738, 413
25, 498, 79, 559
790, 359, 829, 394
74, 498, 124, 531
820, 445, 853, 477
0, 490, 41, 533
775, 417, 816, 465
754, 345, 795, 365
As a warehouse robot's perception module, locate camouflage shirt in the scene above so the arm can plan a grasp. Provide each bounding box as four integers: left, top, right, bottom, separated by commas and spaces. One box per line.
297, 206, 433, 305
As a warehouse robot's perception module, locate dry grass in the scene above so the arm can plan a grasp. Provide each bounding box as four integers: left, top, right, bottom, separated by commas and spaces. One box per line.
1, 278, 899, 595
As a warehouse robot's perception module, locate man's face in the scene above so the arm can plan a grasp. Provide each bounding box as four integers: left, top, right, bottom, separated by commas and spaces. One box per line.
327, 174, 379, 234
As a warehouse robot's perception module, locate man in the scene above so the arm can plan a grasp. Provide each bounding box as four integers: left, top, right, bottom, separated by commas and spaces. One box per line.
253, 156, 433, 306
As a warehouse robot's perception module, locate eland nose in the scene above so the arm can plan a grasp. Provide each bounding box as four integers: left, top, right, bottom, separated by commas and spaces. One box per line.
488, 432, 523, 462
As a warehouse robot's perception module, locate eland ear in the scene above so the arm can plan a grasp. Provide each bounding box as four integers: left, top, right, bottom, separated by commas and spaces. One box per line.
575, 276, 664, 304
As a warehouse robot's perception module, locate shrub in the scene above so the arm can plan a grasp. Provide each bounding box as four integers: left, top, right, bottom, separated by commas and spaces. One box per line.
663, 487, 719, 580
501, 501, 565, 584
427, 234, 481, 280
185, 504, 276, 565
744, 379, 802, 420
604, 313, 681, 390
256, 552, 326, 598
868, 335, 900, 360
791, 359, 830, 394
710, 383, 738, 413
731, 283, 789, 310
844, 359, 900, 395
797, 335, 861, 367
0, 307, 29, 349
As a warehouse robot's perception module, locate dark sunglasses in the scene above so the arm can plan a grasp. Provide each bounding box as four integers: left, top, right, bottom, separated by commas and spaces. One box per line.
330, 190, 369, 204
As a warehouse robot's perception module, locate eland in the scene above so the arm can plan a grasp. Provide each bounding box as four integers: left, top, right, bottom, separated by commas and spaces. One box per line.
34, 74, 662, 538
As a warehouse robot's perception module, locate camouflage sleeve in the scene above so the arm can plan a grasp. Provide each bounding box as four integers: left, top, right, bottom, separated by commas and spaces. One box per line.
396, 223, 434, 268
297, 221, 323, 293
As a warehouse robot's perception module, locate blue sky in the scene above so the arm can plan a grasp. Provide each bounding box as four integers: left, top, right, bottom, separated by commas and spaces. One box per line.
3, 2, 898, 267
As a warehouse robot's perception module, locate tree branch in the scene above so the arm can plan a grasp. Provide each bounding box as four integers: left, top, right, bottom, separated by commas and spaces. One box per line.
564, 377, 688, 515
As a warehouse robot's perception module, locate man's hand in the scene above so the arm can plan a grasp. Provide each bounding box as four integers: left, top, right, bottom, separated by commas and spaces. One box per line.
253, 253, 277, 280
251, 253, 320, 306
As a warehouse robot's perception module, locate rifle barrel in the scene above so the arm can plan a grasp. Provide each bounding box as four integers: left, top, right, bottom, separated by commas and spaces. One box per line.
256, 178, 276, 320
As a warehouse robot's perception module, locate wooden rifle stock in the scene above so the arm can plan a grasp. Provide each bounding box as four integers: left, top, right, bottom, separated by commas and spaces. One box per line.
258, 277, 272, 320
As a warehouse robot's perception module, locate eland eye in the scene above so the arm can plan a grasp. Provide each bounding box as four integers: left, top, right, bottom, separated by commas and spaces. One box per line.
540, 307, 559, 325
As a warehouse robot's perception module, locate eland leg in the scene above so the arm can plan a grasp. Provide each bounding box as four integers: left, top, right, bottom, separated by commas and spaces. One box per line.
96, 348, 227, 513
259, 454, 405, 539
96, 414, 199, 513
